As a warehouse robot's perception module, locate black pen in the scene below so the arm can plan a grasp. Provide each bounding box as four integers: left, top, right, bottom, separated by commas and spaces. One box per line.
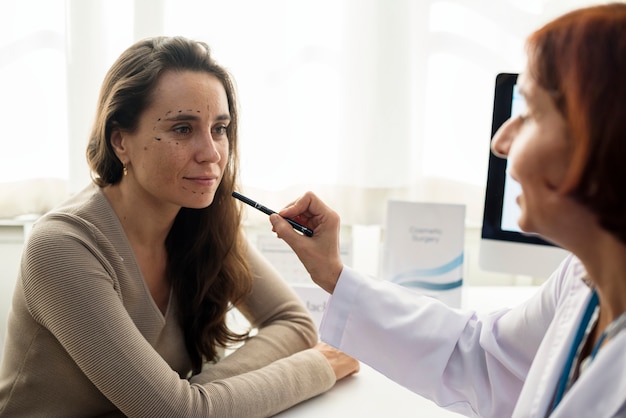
232, 191, 314, 237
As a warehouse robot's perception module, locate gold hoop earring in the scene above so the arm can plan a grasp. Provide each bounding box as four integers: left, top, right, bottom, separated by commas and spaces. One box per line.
123, 164, 128, 176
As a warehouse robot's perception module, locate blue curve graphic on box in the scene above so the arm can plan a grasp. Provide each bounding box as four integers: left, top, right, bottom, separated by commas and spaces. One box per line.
390, 253, 464, 290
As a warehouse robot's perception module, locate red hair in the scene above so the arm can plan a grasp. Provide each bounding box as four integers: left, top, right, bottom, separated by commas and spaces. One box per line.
526, 3, 626, 244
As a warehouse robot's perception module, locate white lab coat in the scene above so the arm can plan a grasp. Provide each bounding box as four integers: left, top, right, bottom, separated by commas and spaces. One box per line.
320, 255, 626, 417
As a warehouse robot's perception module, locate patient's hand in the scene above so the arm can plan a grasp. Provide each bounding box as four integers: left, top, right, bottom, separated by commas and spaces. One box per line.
314, 342, 360, 381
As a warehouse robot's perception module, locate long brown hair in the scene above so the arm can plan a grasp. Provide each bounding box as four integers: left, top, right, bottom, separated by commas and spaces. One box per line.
86, 36, 252, 372
525, 3, 626, 244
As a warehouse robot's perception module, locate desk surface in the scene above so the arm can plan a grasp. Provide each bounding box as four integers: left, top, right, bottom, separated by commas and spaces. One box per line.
276, 286, 540, 417
276, 363, 465, 417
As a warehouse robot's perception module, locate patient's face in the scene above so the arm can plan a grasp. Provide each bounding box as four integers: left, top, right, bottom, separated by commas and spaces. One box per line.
490, 72, 574, 239
115, 70, 230, 211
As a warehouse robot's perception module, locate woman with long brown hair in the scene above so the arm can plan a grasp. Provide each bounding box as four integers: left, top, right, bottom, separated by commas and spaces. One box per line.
0, 36, 358, 417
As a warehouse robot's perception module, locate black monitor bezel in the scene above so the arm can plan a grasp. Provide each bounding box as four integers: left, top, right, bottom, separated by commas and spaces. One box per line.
481, 72, 556, 247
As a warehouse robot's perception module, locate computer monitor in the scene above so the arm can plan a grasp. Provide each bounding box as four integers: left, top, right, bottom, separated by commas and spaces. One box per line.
479, 73, 570, 278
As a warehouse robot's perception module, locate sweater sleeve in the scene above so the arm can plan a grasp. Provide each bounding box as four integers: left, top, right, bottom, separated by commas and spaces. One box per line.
20, 217, 334, 418
192, 243, 322, 381
189, 242, 337, 412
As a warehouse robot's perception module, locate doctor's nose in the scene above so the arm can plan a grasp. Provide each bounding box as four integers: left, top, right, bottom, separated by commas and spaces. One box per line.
491, 117, 515, 159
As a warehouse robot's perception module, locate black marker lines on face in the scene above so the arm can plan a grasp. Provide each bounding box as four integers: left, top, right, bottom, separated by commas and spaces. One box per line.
153, 117, 162, 140
153, 108, 207, 144
182, 185, 206, 195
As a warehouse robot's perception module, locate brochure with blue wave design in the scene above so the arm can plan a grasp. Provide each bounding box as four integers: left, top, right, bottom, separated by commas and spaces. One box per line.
382, 200, 466, 307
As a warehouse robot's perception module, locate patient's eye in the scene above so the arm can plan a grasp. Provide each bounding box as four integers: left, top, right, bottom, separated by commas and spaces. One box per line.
173, 125, 192, 135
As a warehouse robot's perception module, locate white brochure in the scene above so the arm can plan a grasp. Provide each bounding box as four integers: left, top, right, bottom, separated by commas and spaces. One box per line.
382, 200, 466, 308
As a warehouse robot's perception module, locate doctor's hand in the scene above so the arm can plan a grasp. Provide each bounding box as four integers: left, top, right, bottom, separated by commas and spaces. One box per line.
269, 192, 343, 294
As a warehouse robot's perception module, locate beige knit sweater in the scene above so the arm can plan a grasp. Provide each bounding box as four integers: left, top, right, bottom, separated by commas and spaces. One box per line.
0, 185, 334, 417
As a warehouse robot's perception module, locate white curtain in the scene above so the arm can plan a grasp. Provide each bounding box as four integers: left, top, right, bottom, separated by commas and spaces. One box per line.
0, 0, 604, 224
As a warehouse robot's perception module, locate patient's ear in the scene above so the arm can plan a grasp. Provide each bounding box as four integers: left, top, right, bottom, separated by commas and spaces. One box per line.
110, 128, 127, 159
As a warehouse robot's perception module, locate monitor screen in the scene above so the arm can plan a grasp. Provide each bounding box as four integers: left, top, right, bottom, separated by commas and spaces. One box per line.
479, 73, 569, 278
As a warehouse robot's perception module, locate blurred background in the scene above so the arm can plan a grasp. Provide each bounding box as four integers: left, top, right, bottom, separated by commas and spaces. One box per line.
0, 0, 607, 295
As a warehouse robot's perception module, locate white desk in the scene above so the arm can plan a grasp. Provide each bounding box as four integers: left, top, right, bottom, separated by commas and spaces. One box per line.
276, 363, 465, 417
276, 286, 541, 418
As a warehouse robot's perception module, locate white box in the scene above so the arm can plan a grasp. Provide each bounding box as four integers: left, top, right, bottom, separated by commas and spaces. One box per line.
382, 201, 466, 307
